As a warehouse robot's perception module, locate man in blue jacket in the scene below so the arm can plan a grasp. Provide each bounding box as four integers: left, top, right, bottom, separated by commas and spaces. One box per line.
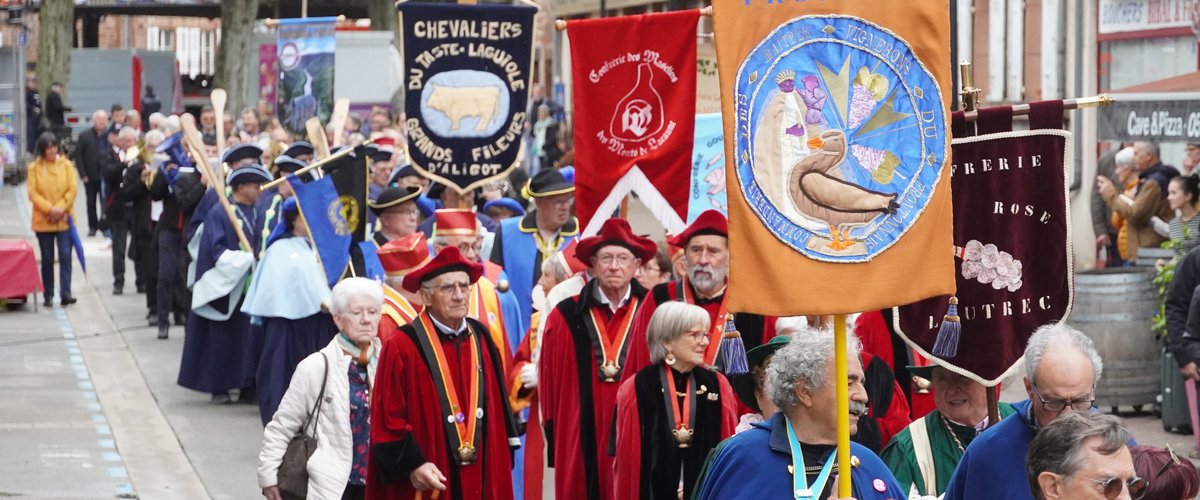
943, 322, 1108, 500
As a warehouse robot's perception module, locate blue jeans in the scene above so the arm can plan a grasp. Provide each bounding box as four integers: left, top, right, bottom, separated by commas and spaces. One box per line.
36, 230, 72, 299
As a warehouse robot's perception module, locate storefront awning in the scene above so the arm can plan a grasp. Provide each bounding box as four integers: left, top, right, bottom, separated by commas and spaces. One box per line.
1100, 80, 1200, 142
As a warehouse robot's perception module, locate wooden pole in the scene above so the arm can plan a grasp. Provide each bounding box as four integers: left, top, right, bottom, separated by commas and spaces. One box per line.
986, 384, 1001, 428
834, 314, 852, 498
179, 114, 255, 257
259, 138, 373, 190
211, 88, 228, 162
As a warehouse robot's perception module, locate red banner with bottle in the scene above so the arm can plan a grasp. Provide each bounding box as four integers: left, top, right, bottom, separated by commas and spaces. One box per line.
567, 11, 697, 235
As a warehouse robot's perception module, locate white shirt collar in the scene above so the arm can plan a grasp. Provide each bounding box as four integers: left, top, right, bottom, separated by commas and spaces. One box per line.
429, 313, 468, 336
595, 284, 631, 312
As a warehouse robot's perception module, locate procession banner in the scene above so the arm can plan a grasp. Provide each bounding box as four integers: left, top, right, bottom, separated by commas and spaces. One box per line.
712, 0, 956, 315
259, 44, 278, 110
276, 17, 336, 136
320, 145, 370, 243
568, 10, 698, 235
399, 2, 536, 194
895, 102, 1074, 386
287, 175, 353, 287
688, 113, 727, 221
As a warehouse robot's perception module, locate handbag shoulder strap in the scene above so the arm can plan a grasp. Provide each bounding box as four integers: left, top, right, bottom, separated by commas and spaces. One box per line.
303, 353, 331, 438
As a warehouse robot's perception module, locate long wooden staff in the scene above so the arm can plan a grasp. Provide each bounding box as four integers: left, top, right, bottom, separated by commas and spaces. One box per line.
179, 113, 255, 257
306, 117, 331, 160
329, 98, 350, 147
259, 137, 374, 191
211, 88, 228, 166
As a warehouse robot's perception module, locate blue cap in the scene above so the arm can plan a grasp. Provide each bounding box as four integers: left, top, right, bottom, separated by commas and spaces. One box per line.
282, 141, 314, 158
221, 143, 264, 166
483, 197, 525, 216
226, 164, 272, 186
274, 155, 306, 173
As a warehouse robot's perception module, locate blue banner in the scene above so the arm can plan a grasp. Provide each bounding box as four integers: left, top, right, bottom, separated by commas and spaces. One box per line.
398, 2, 536, 194
277, 17, 337, 136
288, 175, 352, 287
688, 113, 727, 222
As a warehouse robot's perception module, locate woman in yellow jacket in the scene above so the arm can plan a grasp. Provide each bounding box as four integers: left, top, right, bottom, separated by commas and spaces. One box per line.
28, 132, 79, 307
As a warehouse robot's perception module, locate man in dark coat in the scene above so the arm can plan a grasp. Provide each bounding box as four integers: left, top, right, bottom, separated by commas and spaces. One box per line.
150, 136, 205, 338
74, 110, 108, 236
102, 126, 137, 295
43, 82, 69, 128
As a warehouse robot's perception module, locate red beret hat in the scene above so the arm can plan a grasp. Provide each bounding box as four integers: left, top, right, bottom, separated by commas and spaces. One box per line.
378, 233, 431, 277
574, 218, 657, 263
401, 246, 484, 293
667, 210, 728, 248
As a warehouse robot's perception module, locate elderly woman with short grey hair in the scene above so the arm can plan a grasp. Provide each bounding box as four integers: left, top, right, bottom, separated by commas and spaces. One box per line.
611, 302, 737, 500
259, 277, 384, 500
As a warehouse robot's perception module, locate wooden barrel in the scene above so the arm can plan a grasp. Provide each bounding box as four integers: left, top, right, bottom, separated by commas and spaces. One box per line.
1067, 268, 1161, 409
1135, 247, 1174, 268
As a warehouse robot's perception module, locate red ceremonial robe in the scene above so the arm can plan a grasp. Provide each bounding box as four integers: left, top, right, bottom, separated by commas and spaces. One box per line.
378, 284, 421, 342
622, 279, 778, 383
508, 314, 544, 500
367, 311, 519, 500
612, 363, 737, 500
539, 278, 647, 500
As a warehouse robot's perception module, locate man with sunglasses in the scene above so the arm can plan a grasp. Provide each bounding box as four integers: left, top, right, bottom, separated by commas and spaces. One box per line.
1026, 412, 1145, 500
943, 322, 1112, 500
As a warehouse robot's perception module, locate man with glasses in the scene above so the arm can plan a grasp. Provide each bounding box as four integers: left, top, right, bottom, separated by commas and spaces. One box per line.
367, 246, 520, 499
431, 209, 522, 365
490, 168, 579, 328
622, 210, 777, 382
351, 185, 422, 280
943, 322, 1110, 500
1026, 412, 1144, 500
538, 218, 657, 500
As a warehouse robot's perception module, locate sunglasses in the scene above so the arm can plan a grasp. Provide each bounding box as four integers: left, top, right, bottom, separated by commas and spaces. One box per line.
1075, 474, 1148, 500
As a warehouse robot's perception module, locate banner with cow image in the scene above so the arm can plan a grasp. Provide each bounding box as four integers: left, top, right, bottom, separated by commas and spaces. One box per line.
567, 10, 698, 235
399, 2, 536, 194
894, 102, 1074, 386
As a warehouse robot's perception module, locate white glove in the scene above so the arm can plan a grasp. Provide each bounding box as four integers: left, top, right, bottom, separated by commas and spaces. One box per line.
519, 364, 538, 389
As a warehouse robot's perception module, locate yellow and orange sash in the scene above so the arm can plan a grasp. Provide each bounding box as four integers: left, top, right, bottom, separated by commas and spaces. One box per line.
585, 295, 642, 382
411, 312, 484, 466
382, 285, 420, 327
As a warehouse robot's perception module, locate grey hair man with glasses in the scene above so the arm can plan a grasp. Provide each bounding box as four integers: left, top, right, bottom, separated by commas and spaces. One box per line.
1026, 412, 1144, 500
944, 322, 1109, 500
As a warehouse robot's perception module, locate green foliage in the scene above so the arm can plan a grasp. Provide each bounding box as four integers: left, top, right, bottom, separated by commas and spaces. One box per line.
1152, 226, 1189, 340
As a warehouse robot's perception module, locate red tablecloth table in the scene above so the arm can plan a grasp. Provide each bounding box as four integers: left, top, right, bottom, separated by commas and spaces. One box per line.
0, 239, 44, 299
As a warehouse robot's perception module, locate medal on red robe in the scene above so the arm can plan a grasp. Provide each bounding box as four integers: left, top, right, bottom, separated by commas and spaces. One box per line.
412, 313, 485, 466
677, 279, 734, 367
584, 294, 642, 382
660, 365, 697, 448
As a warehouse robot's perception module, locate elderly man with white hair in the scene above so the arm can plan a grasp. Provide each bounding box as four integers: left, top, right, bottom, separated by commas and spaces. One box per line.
694, 331, 906, 500
1097, 146, 1173, 264
943, 322, 1111, 500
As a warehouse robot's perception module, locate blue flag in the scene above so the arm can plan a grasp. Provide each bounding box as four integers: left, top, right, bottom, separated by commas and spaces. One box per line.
67, 215, 86, 273
288, 175, 352, 287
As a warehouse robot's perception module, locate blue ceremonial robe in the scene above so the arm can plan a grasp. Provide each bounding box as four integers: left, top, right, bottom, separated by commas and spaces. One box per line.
177, 200, 264, 395
694, 413, 906, 500
241, 235, 338, 424
489, 211, 578, 327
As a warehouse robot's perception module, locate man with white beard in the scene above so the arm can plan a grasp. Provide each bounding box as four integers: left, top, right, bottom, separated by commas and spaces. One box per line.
621, 210, 778, 382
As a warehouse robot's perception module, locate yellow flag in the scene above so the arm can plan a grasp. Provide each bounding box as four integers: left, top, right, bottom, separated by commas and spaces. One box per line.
713, 0, 956, 315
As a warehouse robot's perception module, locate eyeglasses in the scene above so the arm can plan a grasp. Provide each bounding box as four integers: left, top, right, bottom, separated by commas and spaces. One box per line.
683, 328, 709, 343
1075, 474, 1148, 500
342, 308, 379, 320
424, 282, 471, 295
542, 196, 574, 208
383, 208, 420, 217
1031, 384, 1095, 413
456, 242, 482, 254
1155, 444, 1181, 479
596, 253, 635, 266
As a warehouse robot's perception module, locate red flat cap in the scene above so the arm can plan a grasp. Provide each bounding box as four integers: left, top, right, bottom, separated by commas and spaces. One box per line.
667, 210, 728, 248
575, 218, 657, 263
434, 209, 478, 237
401, 246, 484, 293
379, 233, 432, 277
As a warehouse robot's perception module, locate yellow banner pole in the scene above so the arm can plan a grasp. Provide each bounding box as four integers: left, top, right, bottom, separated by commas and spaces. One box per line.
834, 313, 851, 498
